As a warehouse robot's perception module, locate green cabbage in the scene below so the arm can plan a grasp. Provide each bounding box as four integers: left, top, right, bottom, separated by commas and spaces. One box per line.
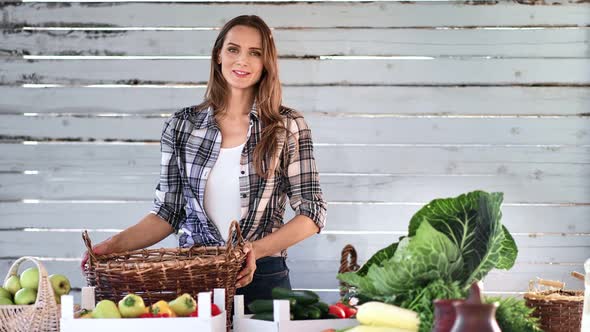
337, 190, 518, 330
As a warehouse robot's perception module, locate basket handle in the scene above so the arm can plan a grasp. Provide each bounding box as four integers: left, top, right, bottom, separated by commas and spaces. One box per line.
530, 277, 565, 291
571, 271, 584, 281
226, 220, 245, 254
339, 244, 360, 274
82, 230, 98, 266
3, 256, 58, 306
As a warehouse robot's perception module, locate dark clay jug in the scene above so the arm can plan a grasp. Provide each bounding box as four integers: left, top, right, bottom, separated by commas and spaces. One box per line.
433, 299, 463, 332
450, 282, 501, 332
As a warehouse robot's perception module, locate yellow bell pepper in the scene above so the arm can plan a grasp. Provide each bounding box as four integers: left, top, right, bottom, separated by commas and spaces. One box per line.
150, 300, 177, 317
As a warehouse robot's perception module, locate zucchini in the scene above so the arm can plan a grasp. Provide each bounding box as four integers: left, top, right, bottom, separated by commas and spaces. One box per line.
271, 287, 319, 305
303, 305, 322, 320
248, 298, 297, 314
356, 301, 419, 331
292, 304, 308, 320
311, 301, 329, 316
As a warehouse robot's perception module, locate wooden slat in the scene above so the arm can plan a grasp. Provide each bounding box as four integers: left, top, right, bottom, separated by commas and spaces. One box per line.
1, 170, 589, 203
1, 86, 589, 116
0, 231, 587, 262
3, 2, 589, 28
1, 201, 589, 234
0, 259, 583, 294
288, 260, 586, 292
4, 28, 589, 57
2, 144, 588, 176
287, 232, 590, 263
2, 58, 590, 86
1, 115, 588, 145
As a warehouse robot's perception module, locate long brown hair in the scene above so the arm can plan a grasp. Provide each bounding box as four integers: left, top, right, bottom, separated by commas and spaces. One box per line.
197, 15, 287, 179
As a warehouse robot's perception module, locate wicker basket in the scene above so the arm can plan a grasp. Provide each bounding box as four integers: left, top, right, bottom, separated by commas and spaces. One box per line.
0, 256, 60, 332
82, 220, 247, 317
338, 244, 360, 297
524, 277, 584, 332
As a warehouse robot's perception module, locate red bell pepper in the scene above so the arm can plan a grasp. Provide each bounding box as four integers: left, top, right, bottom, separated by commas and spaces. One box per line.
189, 304, 222, 317
328, 305, 346, 319
335, 302, 357, 318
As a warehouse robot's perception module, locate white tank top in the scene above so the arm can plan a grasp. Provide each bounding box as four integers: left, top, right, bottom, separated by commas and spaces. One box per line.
204, 141, 246, 242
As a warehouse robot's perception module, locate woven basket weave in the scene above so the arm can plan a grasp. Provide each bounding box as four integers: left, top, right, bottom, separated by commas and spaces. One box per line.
0, 256, 60, 332
82, 220, 247, 317
524, 278, 584, 332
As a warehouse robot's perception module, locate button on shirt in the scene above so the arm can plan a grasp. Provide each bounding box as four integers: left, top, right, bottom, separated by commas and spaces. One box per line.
150, 102, 327, 255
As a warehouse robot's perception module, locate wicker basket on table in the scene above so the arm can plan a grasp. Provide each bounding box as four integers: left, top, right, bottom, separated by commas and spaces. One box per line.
82, 220, 247, 321
338, 244, 360, 297
524, 274, 584, 332
0, 256, 60, 332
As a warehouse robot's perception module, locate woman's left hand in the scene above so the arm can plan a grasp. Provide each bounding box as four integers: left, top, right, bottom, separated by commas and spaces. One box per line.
236, 242, 256, 288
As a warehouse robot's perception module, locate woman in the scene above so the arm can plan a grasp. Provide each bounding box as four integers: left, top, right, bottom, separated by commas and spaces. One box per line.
81, 15, 327, 306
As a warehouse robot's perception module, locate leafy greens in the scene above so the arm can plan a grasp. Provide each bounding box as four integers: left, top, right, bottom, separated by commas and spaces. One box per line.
337, 190, 519, 331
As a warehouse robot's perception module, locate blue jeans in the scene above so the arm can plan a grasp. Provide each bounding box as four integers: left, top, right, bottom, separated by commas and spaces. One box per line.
236, 256, 291, 313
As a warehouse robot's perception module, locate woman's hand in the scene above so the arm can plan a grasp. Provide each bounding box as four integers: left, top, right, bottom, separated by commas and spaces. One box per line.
236, 242, 256, 288
80, 237, 115, 270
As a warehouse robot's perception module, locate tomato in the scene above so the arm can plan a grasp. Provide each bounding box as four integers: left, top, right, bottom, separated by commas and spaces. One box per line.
335, 302, 357, 318
328, 305, 346, 319
211, 304, 222, 316
139, 312, 154, 318
189, 310, 199, 317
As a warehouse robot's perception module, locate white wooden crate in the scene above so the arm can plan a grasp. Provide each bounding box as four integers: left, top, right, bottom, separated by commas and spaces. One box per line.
232, 294, 358, 332
60, 287, 227, 332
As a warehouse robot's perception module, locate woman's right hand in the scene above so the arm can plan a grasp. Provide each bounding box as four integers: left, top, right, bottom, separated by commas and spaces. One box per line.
80, 237, 115, 270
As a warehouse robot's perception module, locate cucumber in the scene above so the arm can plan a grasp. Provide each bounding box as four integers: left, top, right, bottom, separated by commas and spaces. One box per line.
248, 298, 297, 314
252, 312, 294, 321
303, 305, 322, 320
312, 301, 329, 316
271, 287, 319, 305
292, 304, 308, 320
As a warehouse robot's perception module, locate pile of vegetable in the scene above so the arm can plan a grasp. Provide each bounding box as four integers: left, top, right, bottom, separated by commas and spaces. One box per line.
338, 190, 540, 331
249, 287, 355, 321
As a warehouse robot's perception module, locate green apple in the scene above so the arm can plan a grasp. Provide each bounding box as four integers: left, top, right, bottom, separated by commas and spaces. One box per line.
49, 274, 71, 296
20, 267, 39, 290
92, 300, 121, 318
54, 293, 61, 304
168, 293, 196, 316
3, 275, 21, 295
0, 287, 11, 300
14, 288, 37, 305
0, 297, 13, 305
117, 294, 146, 318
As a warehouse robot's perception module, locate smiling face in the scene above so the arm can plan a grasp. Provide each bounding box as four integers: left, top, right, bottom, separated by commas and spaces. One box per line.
217, 25, 265, 95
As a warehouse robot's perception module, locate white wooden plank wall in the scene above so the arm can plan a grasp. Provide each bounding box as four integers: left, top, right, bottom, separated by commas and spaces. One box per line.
0, 0, 589, 304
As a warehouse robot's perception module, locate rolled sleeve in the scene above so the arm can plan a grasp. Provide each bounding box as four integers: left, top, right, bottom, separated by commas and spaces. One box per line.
150, 117, 186, 232
284, 114, 327, 232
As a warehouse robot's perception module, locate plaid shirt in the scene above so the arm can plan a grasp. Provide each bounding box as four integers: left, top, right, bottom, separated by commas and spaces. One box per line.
150, 102, 327, 253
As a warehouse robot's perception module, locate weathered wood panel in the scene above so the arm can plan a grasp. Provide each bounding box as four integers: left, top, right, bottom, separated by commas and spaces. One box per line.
3, 58, 590, 86
0, 231, 587, 263
1, 0, 588, 302
1, 115, 588, 145
4, 28, 589, 57
3, 2, 589, 28
1, 172, 589, 203
2, 144, 588, 176
1, 201, 589, 234
1, 86, 589, 116
319, 203, 590, 233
